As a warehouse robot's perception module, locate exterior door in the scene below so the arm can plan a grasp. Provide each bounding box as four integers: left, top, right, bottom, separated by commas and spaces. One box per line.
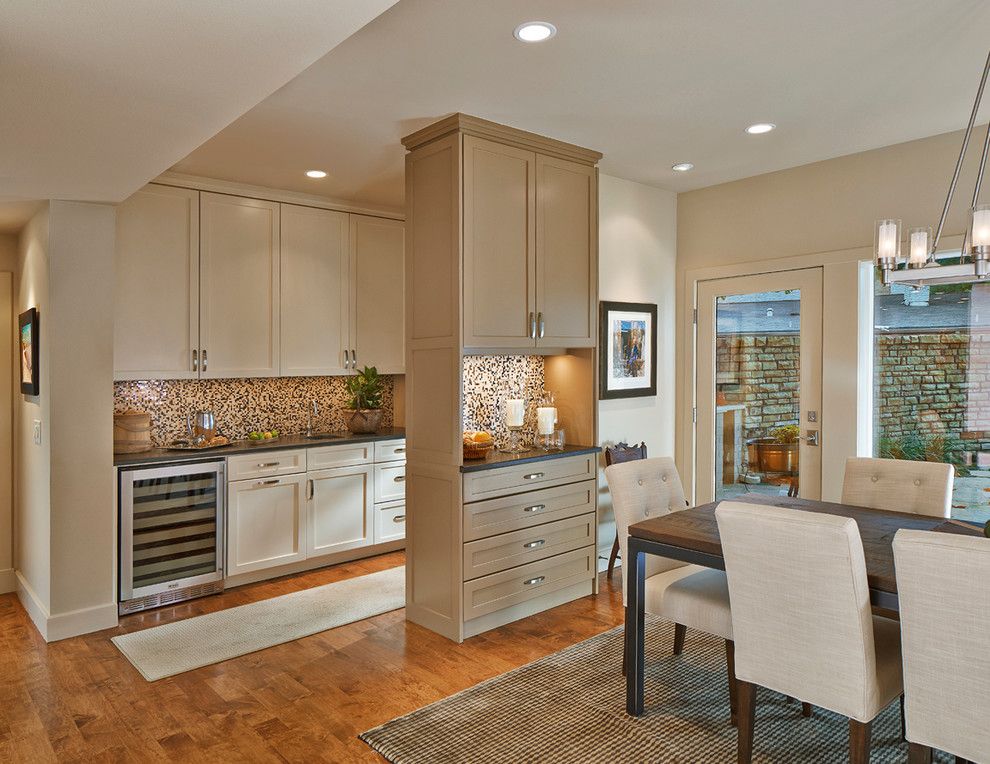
307, 465, 373, 558
695, 268, 823, 504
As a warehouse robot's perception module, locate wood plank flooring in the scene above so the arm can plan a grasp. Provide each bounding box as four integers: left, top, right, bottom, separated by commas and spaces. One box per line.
0, 552, 625, 762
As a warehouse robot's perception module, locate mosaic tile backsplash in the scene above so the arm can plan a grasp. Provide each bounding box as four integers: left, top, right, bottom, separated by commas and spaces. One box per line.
462, 356, 545, 447
114, 376, 395, 446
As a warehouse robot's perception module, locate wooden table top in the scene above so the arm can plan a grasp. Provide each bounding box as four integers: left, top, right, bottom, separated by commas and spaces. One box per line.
628, 494, 984, 594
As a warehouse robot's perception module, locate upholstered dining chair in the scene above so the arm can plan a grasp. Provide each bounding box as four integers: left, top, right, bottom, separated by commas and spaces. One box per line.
605, 457, 738, 722
603, 441, 648, 578
716, 502, 903, 764
893, 529, 990, 764
841, 457, 953, 517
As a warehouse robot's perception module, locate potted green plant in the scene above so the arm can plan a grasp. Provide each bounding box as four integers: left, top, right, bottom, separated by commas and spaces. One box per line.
747, 423, 801, 475
344, 366, 385, 434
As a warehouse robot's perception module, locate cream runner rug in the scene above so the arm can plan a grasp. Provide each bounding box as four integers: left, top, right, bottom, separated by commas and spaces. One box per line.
112, 565, 405, 681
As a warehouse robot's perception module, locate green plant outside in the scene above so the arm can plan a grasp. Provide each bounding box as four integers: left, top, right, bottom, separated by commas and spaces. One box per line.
345, 366, 384, 411
771, 424, 801, 444
877, 432, 971, 477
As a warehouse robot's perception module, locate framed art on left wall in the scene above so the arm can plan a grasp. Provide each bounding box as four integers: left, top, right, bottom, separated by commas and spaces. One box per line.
19, 307, 38, 396
599, 301, 657, 399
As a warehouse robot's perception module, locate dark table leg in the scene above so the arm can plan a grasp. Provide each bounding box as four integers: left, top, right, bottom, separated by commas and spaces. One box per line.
625, 537, 646, 715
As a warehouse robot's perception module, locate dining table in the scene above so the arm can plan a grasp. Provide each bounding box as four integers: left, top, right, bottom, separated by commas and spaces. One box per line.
623, 493, 985, 716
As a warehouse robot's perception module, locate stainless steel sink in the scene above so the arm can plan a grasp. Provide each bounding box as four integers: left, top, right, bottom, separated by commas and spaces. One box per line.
304, 432, 345, 440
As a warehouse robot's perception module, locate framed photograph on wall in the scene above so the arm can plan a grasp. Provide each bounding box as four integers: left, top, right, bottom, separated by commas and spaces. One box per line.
19, 308, 39, 396
599, 301, 657, 400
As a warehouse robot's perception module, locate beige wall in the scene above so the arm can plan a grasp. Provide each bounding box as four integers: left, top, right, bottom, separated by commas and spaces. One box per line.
0, 236, 15, 590
676, 125, 987, 499
598, 174, 677, 553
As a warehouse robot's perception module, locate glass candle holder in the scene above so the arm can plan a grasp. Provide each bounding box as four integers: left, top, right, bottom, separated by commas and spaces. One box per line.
500, 397, 529, 453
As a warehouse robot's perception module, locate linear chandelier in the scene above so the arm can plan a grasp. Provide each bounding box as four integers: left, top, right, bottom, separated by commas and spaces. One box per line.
876, 49, 990, 287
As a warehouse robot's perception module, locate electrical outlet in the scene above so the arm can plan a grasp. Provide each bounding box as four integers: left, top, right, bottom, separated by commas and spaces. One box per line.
32, 419, 41, 446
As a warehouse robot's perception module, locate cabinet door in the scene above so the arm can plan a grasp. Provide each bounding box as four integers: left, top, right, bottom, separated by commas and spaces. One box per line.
227, 474, 306, 576
351, 214, 405, 373
114, 185, 199, 379
535, 155, 597, 348
307, 465, 373, 558
200, 193, 280, 377
280, 204, 350, 376
462, 136, 536, 349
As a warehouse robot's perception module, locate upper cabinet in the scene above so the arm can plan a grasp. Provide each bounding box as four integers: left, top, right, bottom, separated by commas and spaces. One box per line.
200, 193, 280, 378
114, 185, 200, 379
113, 183, 404, 380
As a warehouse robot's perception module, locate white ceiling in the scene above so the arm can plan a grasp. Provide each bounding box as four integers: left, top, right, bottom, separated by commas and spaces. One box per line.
173, 0, 990, 210
0, 0, 397, 212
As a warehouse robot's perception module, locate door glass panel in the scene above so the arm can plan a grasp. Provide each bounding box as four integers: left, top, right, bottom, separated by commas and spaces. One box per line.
714, 291, 801, 501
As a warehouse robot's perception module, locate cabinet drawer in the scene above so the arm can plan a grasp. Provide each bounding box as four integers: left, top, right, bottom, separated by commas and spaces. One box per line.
374, 500, 406, 544
374, 439, 407, 463
463, 480, 596, 541
227, 449, 306, 481
462, 453, 596, 502
308, 442, 373, 470
463, 513, 594, 580
374, 462, 406, 503
463, 547, 595, 621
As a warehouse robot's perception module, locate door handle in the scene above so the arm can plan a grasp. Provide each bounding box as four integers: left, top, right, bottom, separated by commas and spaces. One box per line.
523, 504, 546, 513
202, 349, 208, 372
522, 472, 545, 480
394, 447, 406, 454
306, 479, 314, 500
523, 576, 545, 586
256, 479, 280, 486
393, 475, 406, 483
801, 431, 820, 447
529, 311, 536, 339
192, 349, 199, 372
393, 514, 406, 523
537, 312, 545, 339
523, 539, 546, 549
257, 462, 280, 468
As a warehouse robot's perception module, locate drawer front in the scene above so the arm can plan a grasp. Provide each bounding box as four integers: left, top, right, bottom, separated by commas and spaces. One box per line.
463, 513, 594, 580
463, 547, 595, 621
463, 454, 596, 503
374, 439, 407, 463
463, 480, 597, 542
227, 449, 306, 481
308, 442, 373, 470
374, 462, 406, 503
374, 500, 406, 544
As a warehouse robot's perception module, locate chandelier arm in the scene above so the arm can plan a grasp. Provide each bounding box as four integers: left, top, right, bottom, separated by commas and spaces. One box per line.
931, 48, 990, 255
971, 113, 990, 212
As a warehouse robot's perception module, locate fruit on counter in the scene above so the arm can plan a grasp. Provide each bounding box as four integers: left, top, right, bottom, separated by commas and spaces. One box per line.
248, 429, 280, 441
463, 430, 493, 445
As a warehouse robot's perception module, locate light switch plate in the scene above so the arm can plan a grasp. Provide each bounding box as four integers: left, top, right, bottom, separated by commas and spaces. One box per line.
32, 419, 41, 446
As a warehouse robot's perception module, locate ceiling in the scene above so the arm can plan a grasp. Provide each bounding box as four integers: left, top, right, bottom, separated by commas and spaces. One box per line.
0, 0, 398, 217
172, 0, 990, 210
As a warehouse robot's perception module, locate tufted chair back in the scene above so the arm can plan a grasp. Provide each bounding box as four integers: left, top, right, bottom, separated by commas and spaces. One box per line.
841, 457, 953, 517
604, 456, 689, 604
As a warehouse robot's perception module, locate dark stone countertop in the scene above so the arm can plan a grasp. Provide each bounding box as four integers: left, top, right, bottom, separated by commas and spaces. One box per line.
114, 427, 405, 467
459, 444, 601, 473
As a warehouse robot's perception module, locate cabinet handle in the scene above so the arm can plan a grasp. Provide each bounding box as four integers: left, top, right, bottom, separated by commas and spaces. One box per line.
392, 514, 406, 523
537, 312, 545, 339
529, 311, 536, 339
393, 475, 406, 483
257, 462, 280, 468
523, 539, 546, 549
202, 349, 208, 371
352, 349, 357, 367
192, 349, 199, 372
523, 504, 546, 513
256, 478, 279, 486
523, 576, 545, 586
306, 479, 314, 500
394, 447, 406, 454
522, 472, 545, 480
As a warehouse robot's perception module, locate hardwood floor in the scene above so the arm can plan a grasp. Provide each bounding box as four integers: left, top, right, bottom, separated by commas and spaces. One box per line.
0, 552, 624, 762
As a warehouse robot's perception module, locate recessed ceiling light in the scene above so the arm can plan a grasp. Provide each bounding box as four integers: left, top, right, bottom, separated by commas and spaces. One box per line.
514, 21, 556, 43
306, 170, 327, 178
671, 162, 694, 172
745, 123, 776, 135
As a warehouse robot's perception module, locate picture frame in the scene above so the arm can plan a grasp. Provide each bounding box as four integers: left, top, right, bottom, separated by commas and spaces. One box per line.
19, 308, 39, 396
599, 301, 657, 400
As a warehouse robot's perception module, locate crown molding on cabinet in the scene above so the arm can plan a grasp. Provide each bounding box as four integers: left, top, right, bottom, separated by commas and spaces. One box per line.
153, 171, 405, 221
401, 113, 603, 166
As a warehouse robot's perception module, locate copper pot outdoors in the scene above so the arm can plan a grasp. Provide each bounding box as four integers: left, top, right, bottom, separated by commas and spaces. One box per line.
748, 437, 799, 474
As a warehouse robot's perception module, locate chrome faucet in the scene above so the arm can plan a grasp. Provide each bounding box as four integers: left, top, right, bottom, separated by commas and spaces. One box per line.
307, 400, 319, 436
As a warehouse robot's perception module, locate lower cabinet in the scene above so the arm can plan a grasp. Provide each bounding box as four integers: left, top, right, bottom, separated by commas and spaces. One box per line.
227, 474, 307, 575
308, 465, 373, 557
374, 500, 406, 544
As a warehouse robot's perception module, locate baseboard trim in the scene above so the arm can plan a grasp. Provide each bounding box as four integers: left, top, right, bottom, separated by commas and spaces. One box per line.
0, 567, 15, 594
15, 572, 118, 642
16, 571, 50, 641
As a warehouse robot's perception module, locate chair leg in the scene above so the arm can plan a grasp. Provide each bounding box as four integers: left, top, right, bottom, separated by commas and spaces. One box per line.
607, 535, 620, 579
801, 702, 811, 717
848, 718, 872, 764
672, 623, 686, 655
725, 640, 738, 727
736, 680, 757, 764
907, 743, 932, 764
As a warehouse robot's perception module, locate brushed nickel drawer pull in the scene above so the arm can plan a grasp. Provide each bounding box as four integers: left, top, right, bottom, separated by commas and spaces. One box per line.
523, 539, 546, 549
523, 504, 546, 513
394, 447, 406, 453
393, 475, 406, 482
393, 514, 406, 523
202, 349, 208, 372
522, 472, 544, 480
192, 349, 199, 371
257, 462, 280, 468
523, 576, 545, 586
306, 479, 314, 500
256, 479, 279, 486
537, 312, 545, 339
529, 311, 536, 339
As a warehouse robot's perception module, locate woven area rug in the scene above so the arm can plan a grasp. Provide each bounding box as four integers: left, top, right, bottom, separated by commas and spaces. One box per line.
361, 617, 948, 763
113, 565, 404, 681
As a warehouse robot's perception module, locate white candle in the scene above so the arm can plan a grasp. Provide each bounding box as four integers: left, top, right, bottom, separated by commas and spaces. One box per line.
506, 399, 525, 428
878, 221, 898, 259
909, 229, 928, 265
537, 406, 557, 436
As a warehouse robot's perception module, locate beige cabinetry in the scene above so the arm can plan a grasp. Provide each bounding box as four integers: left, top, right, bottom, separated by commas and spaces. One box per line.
351, 214, 405, 373
199, 192, 280, 378
227, 473, 307, 576
114, 185, 200, 380
279, 204, 350, 376
307, 464, 373, 557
